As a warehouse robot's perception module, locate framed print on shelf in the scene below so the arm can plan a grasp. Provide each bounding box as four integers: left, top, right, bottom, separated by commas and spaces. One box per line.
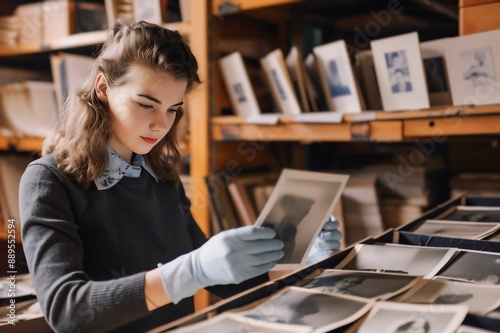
260, 49, 302, 115
444, 29, 500, 106
371, 32, 430, 111
313, 40, 364, 113
420, 38, 453, 106
219, 51, 261, 117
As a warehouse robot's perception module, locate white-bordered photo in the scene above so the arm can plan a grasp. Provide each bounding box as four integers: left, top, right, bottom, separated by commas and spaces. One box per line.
420, 37, 453, 106
234, 286, 374, 333
396, 279, 500, 315
444, 29, 500, 106
254, 169, 349, 270
409, 219, 500, 240
219, 52, 261, 117
435, 249, 500, 285
334, 243, 457, 278
440, 205, 500, 223
313, 40, 364, 113
260, 49, 302, 115
298, 269, 422, 300
166, 312, 314, 333
371, 32, 430, 111
356, 301, 468, 333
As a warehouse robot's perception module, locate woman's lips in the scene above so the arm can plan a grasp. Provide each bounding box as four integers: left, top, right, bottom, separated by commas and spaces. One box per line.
141, 136, 158, 144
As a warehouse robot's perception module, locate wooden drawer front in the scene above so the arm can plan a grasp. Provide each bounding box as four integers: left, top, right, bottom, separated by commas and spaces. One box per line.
404, 115, 500, 137
460, 2, 500, 35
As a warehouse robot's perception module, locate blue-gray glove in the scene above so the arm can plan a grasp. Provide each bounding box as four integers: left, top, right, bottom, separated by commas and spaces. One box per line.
307, 215, 342, 264
159, 225, 284, 304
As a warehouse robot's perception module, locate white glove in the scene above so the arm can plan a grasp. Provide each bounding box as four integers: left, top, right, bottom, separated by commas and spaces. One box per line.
307, 215, 342, 264
159, 225, 284, 304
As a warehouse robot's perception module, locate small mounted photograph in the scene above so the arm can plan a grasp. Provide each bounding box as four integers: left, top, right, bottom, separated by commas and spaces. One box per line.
396, 279, 500, 315
435, 249, 500, 285
356, 301, 468, 333
167, 312, 314, 333
235, 286, 374, 332
371, 32, 430, 111
444, 29, 500, 106
409, 219, 500, 240
313, 40, 364, 113
420, 37, 453, 106
334, 243, 457, 278
299, 269, 422, 300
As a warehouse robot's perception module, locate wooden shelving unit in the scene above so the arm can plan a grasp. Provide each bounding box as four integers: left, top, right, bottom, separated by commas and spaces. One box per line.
211, 104, 500, 142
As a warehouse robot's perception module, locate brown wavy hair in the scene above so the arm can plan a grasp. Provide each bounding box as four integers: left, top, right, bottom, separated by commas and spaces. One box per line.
43, 19, 200, 188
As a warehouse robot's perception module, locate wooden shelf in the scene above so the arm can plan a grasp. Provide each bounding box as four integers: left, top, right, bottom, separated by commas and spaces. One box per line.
213, 0, 303, 15
0, 22, 190, 57
212, 104, 500, 142
0, 134, 44, 152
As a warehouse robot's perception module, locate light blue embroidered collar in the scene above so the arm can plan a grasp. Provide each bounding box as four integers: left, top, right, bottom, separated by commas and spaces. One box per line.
94, 147, 158, 190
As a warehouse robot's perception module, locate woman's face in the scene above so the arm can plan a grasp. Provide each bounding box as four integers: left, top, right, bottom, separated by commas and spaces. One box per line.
105, 63, 187, 163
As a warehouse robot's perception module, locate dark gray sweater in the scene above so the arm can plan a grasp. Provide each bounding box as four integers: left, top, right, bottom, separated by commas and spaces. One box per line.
19, 155, 266, 332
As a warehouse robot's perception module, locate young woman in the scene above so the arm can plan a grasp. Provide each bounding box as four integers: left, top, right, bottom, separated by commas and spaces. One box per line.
19, 19, 340, 332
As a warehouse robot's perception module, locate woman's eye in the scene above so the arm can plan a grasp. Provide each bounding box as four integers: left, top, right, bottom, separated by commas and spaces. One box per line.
167, 108, 178, 114
139, 103, 154, 110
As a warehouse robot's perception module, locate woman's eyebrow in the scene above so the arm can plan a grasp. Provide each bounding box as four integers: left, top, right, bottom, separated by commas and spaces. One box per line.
137, 94, 161, 104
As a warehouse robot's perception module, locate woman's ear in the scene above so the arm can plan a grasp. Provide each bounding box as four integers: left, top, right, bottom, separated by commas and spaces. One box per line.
95, 73, 109, 103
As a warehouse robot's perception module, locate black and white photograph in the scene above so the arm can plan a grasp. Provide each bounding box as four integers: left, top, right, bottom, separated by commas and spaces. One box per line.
435, 249, 500, 285
409, 220, 500, 240
167, 312, 314, 333
236, 286, 374, 332
385, 50, 412, 94
313, 40, 364, 113
357, 301, 468, 333
444, 29, 500, 106
335, 243, 457, 278
396, 279, 500, 315
420, 37, 453, 106
424, 57, 448, 93
460, 47, 496, 89
440, 205, 500, 223
254, 169, 349, 269
299, 269, 421, 300
371, 32, 430, 111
